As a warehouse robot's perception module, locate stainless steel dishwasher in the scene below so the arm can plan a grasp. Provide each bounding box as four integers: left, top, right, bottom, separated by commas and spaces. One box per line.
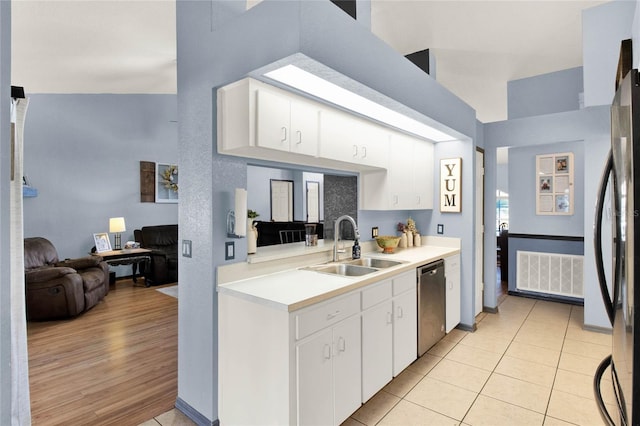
417, 260, 446, 356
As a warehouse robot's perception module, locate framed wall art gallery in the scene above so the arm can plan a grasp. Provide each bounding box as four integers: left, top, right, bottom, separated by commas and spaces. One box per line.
535, 152, 574, 215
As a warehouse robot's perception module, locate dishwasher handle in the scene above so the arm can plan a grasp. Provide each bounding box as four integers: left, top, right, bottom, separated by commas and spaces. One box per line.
418, 260, 444, 277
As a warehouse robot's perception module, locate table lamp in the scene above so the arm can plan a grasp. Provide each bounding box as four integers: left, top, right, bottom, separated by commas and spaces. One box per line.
109, 217, 126, 250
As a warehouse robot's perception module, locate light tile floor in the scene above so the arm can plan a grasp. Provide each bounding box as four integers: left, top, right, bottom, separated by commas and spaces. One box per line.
344, 295, 616, 426
139, 294, 614, 426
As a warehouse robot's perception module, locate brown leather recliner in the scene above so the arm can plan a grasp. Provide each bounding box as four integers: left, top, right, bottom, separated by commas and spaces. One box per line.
24, 237, 109, 321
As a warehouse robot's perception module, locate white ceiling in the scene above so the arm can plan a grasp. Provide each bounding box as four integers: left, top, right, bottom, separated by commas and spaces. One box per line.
10, 0, 609, 123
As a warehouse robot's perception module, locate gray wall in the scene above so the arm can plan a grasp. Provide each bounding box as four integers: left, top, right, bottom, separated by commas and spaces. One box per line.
507, 67, 583, 120
484, 107, 610, 329
22, 94, 178, 276
246, 165, 295, 221
177, 0, 477, 422
247, 166, 325, 223
1, 0, 12, 422
583, 0, 635, 107
508, 141, 584, 237
324, 175, 357, 240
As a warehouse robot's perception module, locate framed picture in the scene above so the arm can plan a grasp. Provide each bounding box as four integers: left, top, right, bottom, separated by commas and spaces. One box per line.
440, 157, 462, 213
156, 163, 178, 203
536, 152, 574, 215
93, 232, 112, 253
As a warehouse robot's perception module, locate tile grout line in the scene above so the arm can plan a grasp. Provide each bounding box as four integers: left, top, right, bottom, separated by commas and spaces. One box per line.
458, 297, 537, 424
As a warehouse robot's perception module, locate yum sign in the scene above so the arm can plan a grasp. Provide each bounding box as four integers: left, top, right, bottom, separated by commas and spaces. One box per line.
440, 158, 462, 213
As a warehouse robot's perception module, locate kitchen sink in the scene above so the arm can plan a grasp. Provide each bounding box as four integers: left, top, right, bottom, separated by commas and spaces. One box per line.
305, 263, 378, 277
342, 257, 403, 269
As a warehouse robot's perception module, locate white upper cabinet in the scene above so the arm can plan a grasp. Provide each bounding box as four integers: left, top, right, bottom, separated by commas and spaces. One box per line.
256, 88, 319, 156
217, 78, 388, 172
319, 109, 389, 170
360, 132, 434, 210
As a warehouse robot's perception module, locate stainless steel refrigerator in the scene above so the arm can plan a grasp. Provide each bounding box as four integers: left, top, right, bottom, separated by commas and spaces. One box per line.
594, 68, 640, 426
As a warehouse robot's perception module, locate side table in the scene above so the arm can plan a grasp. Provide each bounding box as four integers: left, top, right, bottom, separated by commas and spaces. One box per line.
93, 248, 152, 287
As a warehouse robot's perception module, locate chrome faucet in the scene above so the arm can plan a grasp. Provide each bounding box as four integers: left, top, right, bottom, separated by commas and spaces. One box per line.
333, 215, 360, 262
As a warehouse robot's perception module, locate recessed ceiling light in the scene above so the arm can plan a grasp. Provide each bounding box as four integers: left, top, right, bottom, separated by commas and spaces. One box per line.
264, 65, 453, 142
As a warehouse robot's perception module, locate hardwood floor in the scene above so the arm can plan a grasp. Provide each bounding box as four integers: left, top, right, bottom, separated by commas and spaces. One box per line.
27, 279, 178, 426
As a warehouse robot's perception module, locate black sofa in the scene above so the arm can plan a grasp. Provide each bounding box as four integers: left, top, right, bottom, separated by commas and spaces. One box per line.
134, 224, 178, 285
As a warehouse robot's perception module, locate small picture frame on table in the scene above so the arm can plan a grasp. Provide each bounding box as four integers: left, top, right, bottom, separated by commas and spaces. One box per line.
93, 232, 112, 253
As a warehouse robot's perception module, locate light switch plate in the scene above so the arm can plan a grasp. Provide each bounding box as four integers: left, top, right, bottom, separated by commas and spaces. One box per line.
225, 241, 235, 260
437, 224, 444, 234
372, 227, 379, 238
182, 240, 192, 258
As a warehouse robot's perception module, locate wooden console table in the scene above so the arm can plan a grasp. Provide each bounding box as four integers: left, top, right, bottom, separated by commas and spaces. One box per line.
94, 248, 152, 286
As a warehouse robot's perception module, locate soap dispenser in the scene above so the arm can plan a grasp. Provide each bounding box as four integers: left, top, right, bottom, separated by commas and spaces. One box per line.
352, 239, 361, 259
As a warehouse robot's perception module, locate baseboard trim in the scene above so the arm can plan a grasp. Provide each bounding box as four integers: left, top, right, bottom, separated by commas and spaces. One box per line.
483, 306, 499, 314
456, 322, 477, 332
583, 324, 613, 334
175, 397, 219, 426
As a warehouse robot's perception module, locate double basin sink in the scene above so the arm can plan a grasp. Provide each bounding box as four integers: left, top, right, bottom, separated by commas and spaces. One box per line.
304, 257, 403, 277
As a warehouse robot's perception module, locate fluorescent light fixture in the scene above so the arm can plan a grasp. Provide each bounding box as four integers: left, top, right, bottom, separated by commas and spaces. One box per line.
264, 65, 453, 142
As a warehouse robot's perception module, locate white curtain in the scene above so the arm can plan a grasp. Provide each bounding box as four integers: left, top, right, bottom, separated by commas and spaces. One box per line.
10, 97, 31, 425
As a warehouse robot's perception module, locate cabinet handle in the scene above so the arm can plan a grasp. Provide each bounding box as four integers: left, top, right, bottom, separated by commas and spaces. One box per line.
397, 306, 403, 319
352, 145, 358, 157
326, 310, 340, 320
337, 337, 346, 352
361, 146, 367, 158
323, 344, 331, 360
386, 312, 393, 325
296, 130, 302, 145
281, 127, 287, 143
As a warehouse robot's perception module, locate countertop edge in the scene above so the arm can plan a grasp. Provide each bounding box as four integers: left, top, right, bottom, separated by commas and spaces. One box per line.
218, 244, 460, 312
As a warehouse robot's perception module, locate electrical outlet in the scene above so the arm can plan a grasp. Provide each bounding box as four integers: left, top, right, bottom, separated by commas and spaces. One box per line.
437, 224, 444, 235
225, 241, 235, 260
182, 240, 192, 258
372, 226, 379, 238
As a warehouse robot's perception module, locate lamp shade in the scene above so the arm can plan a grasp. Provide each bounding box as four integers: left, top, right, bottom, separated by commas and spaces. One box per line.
109, 217, 126, 233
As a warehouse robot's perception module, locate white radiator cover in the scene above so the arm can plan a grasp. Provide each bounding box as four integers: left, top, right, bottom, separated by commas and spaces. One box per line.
516, 250, 584, 298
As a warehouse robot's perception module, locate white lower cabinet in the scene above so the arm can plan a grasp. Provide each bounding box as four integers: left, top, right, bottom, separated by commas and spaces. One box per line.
393, 286, 418, 375
361, 299, 393, 402
445, 254, 461, 333
219, 270, 419, 425
297, 315, 361, 425
361, 271, 417, 402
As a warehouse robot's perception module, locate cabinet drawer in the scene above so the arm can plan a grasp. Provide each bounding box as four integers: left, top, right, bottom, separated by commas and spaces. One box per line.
392, 271, 416, 296
296, 292, 360, 340
361, 279, 392, 310
445, 254, 460, 274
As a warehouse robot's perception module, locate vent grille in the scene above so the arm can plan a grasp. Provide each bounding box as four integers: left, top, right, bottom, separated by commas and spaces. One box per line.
516, 250, 584, 298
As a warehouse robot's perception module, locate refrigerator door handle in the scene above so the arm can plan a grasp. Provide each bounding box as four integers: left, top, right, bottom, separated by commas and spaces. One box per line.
594, 355, 616, 426
594, 150, 616, 325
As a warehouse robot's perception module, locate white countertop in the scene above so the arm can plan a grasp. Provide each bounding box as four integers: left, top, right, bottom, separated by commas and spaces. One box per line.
217, 241, 460, 312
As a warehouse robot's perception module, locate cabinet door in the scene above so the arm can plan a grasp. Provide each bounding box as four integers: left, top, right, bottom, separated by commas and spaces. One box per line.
393, 290, 417, 376
319, 109, 388, 169
445, 255, 461, 333
256, 89, 291, 152
297, 329, 333, 426
413, 141, 434, 209
290, 99, 319, 157
387, 133, 415, 209
361, 300, 393, 402
332, 315, 362, 425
